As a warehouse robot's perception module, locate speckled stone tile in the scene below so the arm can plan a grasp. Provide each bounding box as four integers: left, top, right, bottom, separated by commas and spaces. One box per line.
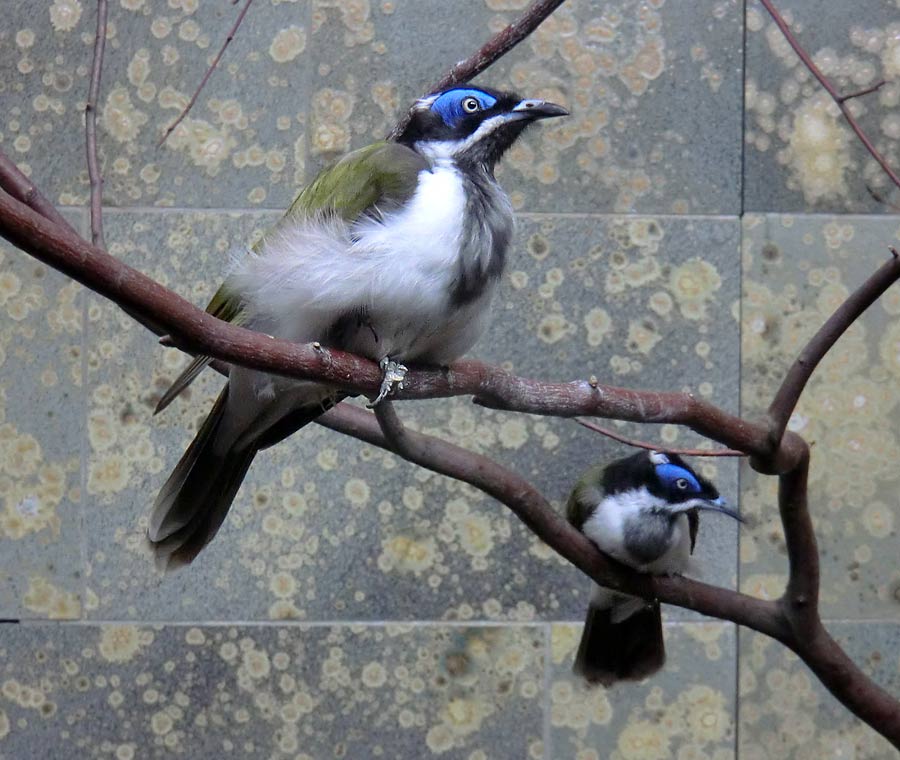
743, 1, 900, 213
1, 0, 742, 214
738, 623, 900, 759
0, 0, 313, 209
308, 0, 744, 215
82, 211, 739, 622
548, 622, 737, 760
83, 210, 271, 620
0, 209, 85, 621
741, 214, 900, 619
0, 622, 545, 759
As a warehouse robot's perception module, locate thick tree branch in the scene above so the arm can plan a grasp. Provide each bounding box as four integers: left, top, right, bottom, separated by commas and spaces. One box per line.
758, 0, 900, 192
0, 184, 799, 469
85, 0, 108, 248
796, 626, 900, 745
777, 446, 818, 629
157, 0, 255, 148
767, 249, 900, 446
388, 0, 567, 139
574, 417, 745, 457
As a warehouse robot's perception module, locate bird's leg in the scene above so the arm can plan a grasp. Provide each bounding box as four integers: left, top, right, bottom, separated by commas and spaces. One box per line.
367, 356, 408, 408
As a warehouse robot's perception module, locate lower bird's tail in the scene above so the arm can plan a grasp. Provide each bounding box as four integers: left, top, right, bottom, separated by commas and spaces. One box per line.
148, 384, 331, 569
573, 593, 665, 686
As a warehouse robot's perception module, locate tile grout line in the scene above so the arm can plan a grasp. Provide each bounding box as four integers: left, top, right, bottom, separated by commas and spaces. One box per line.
56, 204, 900, 222
542, 622, 552, 760
43, 618, 557, 628
14, 616, 860, 628
736, 1, 749, 748
91, 204, 747, 222
78, 207, 90, 626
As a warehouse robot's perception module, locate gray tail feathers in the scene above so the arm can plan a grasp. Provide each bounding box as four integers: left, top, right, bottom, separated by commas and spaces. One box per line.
147, 387, 254, 570
573, 600, 665, 686
148, 385, 336, 570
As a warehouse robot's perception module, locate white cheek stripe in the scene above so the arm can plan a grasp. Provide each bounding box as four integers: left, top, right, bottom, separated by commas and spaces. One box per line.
415, 113, 525, 161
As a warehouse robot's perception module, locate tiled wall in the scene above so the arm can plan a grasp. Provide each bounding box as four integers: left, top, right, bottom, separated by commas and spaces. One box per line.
0, 1, 898, 758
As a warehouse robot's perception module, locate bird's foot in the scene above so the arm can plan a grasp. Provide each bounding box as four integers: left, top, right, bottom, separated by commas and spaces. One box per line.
367, 357, 408, 408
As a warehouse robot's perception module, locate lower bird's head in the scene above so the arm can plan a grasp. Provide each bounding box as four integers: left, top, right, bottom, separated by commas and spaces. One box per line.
604, 450, 742, 522
396, 85, 568, 171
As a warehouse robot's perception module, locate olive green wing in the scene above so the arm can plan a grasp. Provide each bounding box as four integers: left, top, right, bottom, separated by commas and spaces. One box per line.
155, 142, 429, 414
566, 464, 606, 531
280, 141, 429, 226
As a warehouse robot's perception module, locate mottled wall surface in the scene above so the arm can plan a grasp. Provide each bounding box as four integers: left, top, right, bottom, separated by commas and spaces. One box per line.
0, 1, 897, 758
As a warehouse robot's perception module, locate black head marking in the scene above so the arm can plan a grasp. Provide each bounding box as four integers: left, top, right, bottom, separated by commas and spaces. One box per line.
602, 450, 719, 506
395, 85, 566, 172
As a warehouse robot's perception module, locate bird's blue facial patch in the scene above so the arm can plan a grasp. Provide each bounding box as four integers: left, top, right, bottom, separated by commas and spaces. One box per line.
430, 88, 498, 128
654, 463, 702, 494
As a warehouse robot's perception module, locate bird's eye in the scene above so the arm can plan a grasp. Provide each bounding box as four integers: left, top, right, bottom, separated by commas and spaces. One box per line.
675, 478, 689, 490
462, 97, 481, 113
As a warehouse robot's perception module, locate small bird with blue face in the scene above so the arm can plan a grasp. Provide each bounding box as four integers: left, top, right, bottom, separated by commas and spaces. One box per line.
566, 450, 742, 686
148, 85, 567, 568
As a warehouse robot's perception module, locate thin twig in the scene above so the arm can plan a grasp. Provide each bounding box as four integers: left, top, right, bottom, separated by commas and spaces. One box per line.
758, 0, 900, 191
388, 0, 567, 139
574, 417, 745, 457
837, 79, 886, 104
157, 0, 254, 148
85, 0, 108, 248
767, 250, 900, 447
866, 183, 900, 212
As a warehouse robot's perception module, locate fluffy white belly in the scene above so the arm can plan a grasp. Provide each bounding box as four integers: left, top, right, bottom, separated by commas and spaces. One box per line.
230, 161, 494, 364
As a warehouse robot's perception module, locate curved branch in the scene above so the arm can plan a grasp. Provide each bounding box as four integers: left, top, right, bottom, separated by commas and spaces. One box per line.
758, 0, 900, 191
768, 249, 900, 446
0, 185, 799, 469
388, 0, 567, 139
776, 444, 818, 628
794, 625, 900, 745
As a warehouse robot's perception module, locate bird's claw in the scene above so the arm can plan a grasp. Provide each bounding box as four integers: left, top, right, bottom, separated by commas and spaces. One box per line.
367, 357, 408, 408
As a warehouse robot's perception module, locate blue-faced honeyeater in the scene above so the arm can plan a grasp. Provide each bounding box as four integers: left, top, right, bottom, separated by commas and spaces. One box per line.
149, 86, 567, 568
567, 450, 742, 686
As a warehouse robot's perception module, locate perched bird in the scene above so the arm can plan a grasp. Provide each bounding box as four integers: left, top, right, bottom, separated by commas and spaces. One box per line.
148, 85, 567, 568
566, 450, 741, 686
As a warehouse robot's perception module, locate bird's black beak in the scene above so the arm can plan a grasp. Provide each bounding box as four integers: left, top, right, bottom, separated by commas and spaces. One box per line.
512, 99, 569, 120
695, 496, 744, 523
